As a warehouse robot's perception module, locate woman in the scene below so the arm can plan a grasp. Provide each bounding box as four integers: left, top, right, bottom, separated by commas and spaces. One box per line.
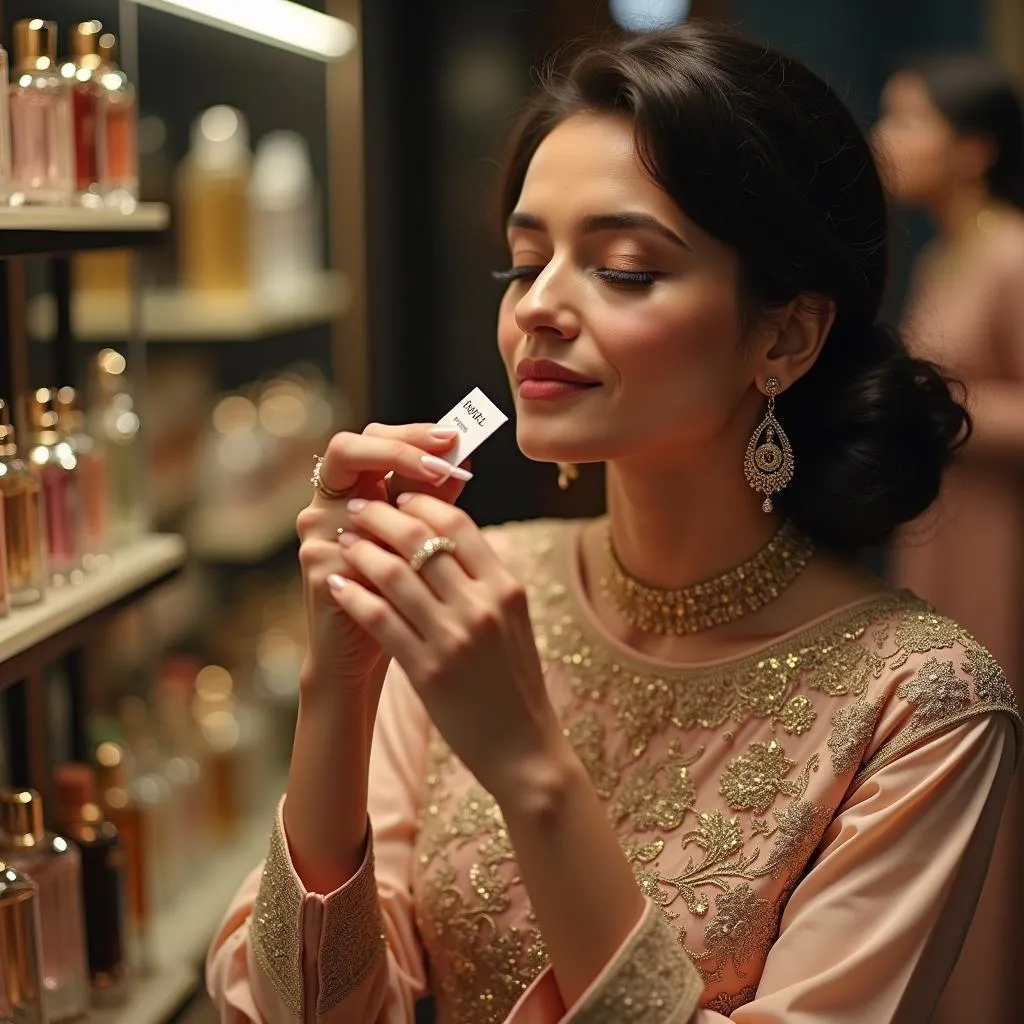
210, 27, 1019, 1023
875, 56, 1024, 1024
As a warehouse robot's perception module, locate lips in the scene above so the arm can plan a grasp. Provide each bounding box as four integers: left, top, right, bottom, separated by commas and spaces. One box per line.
515, 358, 599, 386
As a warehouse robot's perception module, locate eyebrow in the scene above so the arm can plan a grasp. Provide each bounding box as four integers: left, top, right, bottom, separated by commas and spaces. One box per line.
507, 210, 689, 249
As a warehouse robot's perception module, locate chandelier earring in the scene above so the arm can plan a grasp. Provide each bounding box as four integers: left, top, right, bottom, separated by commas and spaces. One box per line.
744, 377, 794, 513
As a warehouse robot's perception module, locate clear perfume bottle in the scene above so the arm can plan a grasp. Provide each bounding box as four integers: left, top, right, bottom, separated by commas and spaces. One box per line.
53, 764, 127, 1005
63, 21, 106, 209
97, 33, 137, 209
25, 388, 82, 585
0, 47, 13, 205
0, 399, 46, 606
9, 19, 72, 206
0, 861, 46, 1024
0, 790, 89, 1023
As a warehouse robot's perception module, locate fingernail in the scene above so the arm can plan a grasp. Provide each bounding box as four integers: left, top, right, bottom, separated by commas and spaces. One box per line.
346, 498, 368, 513
430, 427, 460, 440
396, 492, 413, 507
337, 531, 358, 548
327, 574, 349, 590
420, 454, 455, 481
448, 464, 474, 482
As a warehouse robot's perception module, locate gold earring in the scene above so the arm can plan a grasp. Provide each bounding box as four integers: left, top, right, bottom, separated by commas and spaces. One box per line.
744, 377, 794, 513
557, 462, 579, 490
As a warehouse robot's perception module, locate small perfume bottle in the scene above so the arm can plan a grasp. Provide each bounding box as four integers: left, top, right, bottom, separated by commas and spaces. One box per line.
25, 387, 82, 585
95, 742, 148, 969
63, 21, 105, 208
0, 399, 46, 606
97, 33, 136, 209
0, 47, 13, 205
53, 764, 127, 1005
0, 860, 46, 1024
9, 19, 72, 206
56, 386, 108, 569
0, 790, 89, 1023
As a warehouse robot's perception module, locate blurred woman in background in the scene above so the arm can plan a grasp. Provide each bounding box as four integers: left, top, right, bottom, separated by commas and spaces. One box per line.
876, 55, 1024, 1024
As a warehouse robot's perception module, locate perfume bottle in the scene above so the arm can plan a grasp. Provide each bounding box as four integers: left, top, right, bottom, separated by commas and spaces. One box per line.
53, 764, 127, 1004
0, 861, 46, 1024
9, 19, 73, 206
0, 47, 13, 205
56, 386, 108, 568
94, 742, 148, 968
0, 790, 89, 1023
178, 105, 252, 292
0, 400, 46, 606
90, 351, 145, 545
97, 33, 136, 209
63, 21, 105, 208
25, 387, 82, 585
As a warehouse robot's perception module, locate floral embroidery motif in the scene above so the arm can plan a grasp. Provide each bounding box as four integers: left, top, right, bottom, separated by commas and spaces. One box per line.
890, 611, 964, 668
719, 741, 798, 814
897, 658, 971, 730
704, 985, 758, 1014
777, 695, 817, 735
828, 697, 883, 776
692, 884, 777, 981
962, 638, 1018, 710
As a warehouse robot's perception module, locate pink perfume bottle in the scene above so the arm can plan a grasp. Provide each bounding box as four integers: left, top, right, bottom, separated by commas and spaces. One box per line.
26, 387, 82, 585
0, 790, 89, 1023
9, 20, 72, 206
0, 860, 46, 1024
56, 386, 108, 569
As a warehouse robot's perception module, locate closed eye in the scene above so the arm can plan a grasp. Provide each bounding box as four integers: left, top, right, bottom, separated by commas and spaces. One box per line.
492, 266, 657, 288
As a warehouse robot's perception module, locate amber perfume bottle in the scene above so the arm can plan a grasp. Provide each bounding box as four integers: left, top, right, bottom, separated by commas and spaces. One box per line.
53, 764, 126, 1004
9, 19, 72, 206
25, 388, 82, 584
0, 399, 46, 607
97, 33, 136, 208
0, 790, 89, 1023
63, 21, 105, 208
0, 861, 46, 1024
56, 386, 108, 568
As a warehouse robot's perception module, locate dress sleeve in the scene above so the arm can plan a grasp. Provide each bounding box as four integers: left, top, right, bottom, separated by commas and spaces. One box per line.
506, 711, 1016, 1023
206, 661, 432, 1022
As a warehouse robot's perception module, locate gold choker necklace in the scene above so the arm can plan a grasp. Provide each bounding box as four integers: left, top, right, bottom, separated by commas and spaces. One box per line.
600, 519, 815, 635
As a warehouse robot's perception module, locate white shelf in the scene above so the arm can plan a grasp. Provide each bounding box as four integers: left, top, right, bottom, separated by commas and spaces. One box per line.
0, 203, 169, 233
88, 964, 197, 1024
28, 272, 350, 342
188, 474, 309, 562
0, 535, 186, 681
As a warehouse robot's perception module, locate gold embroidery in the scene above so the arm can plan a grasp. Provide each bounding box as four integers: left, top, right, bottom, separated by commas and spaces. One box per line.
962, 637, 1018, 710
317, 843, 387, 1014
567, 904, 704, 1023
828, 697, 883, 775
692, 884, 777, 982
719, 740, 798, 814
890, 611, 964, 668
609, 744, 700, 831
777, 695, 816, 736
897, 657, 971, 730
251, 817, 304, 1018
705, 985, 758, 1014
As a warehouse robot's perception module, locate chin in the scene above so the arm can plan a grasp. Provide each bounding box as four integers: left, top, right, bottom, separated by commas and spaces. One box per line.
515, 422, 608, 465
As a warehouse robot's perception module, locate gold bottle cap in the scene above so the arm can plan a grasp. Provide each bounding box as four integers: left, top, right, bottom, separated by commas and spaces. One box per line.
0, 398, 17, 458
70, 21, 103, 72
25, 387, 63, 446
13, 19, 58, 72
0, 789, 45, 846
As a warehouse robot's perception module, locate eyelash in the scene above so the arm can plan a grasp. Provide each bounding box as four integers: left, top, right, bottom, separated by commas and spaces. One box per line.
492, 266, 656, 287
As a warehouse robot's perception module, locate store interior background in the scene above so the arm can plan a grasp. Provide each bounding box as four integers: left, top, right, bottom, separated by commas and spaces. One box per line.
0, 0, 1017, 1021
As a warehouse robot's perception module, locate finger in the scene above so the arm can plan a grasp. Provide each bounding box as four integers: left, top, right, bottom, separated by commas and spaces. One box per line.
326, 573, 422, 665
335, 532, 445, 640
386, 457, 473, 506
344, 499, 468, 594
391, 492, 496, 578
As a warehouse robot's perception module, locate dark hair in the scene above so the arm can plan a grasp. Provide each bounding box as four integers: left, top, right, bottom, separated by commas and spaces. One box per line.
500, 23, 969, 551
911, 54, 1024, 208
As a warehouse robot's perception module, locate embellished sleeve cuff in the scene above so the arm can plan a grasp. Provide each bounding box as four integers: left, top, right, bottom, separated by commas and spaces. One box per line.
563, 901, 704, 1023
250, 804, 387, 1019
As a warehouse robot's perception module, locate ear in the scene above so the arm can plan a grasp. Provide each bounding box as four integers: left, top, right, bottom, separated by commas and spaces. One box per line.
753, 294, 836, 390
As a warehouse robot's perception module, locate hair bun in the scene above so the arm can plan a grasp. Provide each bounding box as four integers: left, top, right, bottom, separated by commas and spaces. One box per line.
778, 321, 970, 550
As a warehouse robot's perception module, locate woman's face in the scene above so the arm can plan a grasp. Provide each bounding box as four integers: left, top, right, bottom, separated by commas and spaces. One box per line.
496, 113, 757, 471
874, 72, 958, 207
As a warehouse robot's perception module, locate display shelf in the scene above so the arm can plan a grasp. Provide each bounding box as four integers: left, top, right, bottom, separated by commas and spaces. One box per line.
0, 203, 169, 256
0, 534, 187, 689
28, 272, 351, 342
88, 964, 198, 1024
188, 474, 308, 563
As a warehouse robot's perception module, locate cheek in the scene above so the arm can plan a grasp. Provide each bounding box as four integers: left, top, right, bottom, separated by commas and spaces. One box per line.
496, 294, 518, 370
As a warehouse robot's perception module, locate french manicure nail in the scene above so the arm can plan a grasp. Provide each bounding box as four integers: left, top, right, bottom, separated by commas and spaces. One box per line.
327, 574, 348, 590
347, 498, 368, 513
430, 427, 461, 440
395, 492, 413, 507
448, 464, 474, 482
420, 454, 455, 481
338, 531, 358, 548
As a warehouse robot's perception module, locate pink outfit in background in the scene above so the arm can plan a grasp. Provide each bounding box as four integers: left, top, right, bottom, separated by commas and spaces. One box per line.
209, 519, 1019, 1023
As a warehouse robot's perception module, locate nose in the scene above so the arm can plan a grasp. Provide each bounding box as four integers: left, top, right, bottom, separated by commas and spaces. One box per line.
513, 263, 581, 342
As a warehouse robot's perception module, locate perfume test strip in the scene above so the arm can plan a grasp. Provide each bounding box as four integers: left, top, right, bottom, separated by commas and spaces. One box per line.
435, 387, 509, 466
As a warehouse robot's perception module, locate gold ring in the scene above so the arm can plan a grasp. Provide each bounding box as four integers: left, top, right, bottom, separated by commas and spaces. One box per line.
311, 455, 347, 500
408, 535, 457, 572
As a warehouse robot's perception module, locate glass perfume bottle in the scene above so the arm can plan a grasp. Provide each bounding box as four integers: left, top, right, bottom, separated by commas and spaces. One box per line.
56, 386, 108, 569
0, 47, 13, 205
0, 790, 89, 1023
0, 399, 46, 606
25, 387, 82, 585
63, 21, 105, 208
0, 861, 46, 1024
53, 764, 127, 1004
9, 19, 72, 206
97, 33, 137, 209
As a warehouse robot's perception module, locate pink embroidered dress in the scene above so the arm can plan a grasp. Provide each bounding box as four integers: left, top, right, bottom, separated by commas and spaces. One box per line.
209, 519, 1019, 1023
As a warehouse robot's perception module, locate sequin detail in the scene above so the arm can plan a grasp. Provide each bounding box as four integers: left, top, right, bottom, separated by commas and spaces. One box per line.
251, 817, 304, 1018
317, 843, 387, 1014
566, 904, 704, 1023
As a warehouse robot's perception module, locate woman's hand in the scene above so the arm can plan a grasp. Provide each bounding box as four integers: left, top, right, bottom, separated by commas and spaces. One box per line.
296, 424, 472, 689
326, 492, 568, 798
